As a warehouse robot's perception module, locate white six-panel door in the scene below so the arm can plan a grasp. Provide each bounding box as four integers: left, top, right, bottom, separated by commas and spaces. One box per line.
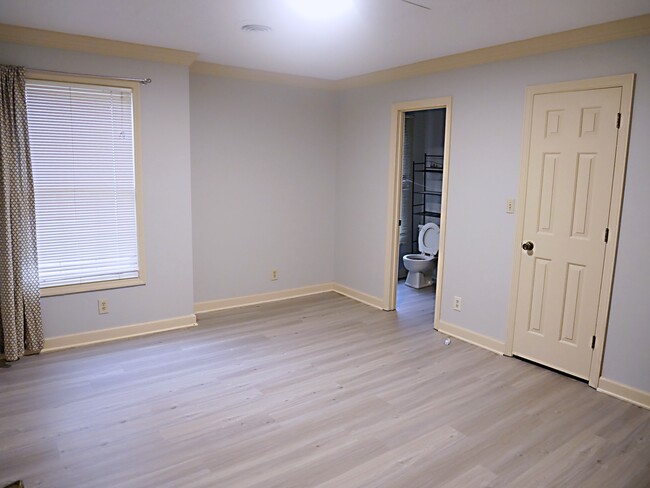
512, 86, 622, 379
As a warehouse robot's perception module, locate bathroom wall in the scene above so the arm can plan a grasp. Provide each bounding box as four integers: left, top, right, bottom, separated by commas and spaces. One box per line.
190, 74, 338, 305
414, 109, 445, 223
0, 42, 196, 338
399, 109, 445, 273
335, 36, 650, 394
415, 109, 445, 158
399, 115, 415, 278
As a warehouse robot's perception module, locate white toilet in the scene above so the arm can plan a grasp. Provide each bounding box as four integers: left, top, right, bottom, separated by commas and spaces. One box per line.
403, 223, 440, 289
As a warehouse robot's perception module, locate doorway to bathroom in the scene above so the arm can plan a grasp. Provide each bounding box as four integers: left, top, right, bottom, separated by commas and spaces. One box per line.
383, 97, 451, 322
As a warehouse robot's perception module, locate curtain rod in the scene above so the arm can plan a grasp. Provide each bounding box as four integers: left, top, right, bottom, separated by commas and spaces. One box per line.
25, 67, 152, 85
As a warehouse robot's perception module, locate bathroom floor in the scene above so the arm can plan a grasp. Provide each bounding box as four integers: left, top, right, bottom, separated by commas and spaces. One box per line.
396, 278, 436, 316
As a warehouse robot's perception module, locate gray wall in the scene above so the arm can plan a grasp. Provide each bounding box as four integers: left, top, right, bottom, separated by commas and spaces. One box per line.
189, 75, 338, 303
335, 36, 650, 392
1, 34, 647, 395
0, 42, 196, 337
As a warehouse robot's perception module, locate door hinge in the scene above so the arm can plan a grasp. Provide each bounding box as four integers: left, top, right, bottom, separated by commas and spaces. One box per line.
399, 219, 402, 226
616, 113, 621, 129
604, 227, 609, 243
591, 335, 596, 349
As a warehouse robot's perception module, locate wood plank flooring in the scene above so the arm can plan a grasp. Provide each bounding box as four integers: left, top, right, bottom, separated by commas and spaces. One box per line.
1, 289, 649, 487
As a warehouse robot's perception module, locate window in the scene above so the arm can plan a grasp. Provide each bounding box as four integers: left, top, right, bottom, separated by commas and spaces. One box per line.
25, 75, 144, 295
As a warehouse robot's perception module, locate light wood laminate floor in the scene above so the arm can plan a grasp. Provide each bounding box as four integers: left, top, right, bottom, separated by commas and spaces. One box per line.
1, 291, 649, 487
396, 279, 436, 314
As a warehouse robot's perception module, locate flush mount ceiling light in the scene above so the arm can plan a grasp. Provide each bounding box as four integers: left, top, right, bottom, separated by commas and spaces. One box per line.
284, 0, 355, 20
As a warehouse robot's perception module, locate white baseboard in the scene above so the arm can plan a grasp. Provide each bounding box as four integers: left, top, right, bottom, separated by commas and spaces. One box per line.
194, 282, 385, 316
332, 283, 384, 309
43, 314, 197, 352
436, 320, 506, 355
194, 283, 335, 315
37, 284, 381, 353
597, 377, 650, 410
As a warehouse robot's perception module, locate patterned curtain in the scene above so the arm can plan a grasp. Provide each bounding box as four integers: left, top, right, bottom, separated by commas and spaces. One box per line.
0, 65, 43, 361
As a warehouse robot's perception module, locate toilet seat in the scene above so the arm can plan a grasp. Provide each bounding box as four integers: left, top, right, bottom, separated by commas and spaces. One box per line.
403, 223, 439, 289
418, 223, 440, 256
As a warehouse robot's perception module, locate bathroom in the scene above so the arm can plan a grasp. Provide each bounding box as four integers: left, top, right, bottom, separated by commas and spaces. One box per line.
398, 108, 446, 303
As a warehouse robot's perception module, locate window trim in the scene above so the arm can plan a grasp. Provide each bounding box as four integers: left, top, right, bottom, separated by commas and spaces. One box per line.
26, 71, 146, 297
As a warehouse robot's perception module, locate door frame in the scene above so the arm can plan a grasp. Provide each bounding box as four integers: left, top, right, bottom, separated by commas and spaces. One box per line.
505, 74, 635, 388
383, 96, 452, 323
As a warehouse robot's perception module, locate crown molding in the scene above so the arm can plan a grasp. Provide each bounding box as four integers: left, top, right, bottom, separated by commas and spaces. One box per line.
336, 13, 650, 89
2, 14, 648, 86
190, 61, 337, 90
191, 14, 650, 90
0, 23, 198, 66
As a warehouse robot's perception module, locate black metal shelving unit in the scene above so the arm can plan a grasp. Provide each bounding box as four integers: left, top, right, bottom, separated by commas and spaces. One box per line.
410, 153, 443, 251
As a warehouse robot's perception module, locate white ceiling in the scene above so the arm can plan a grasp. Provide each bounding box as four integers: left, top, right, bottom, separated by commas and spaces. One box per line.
1, 0, 648, 80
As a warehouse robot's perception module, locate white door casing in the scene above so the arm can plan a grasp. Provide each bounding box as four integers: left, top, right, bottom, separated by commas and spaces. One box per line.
384, 97, 452, 318
506, 74, 635, 386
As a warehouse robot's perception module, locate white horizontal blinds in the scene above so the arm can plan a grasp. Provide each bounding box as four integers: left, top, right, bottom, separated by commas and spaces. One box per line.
25, 80, 139, 288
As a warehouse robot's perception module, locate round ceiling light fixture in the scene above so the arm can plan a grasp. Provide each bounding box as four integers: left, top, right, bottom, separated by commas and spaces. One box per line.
284, 0, 355, 20
241, 24, 273, 32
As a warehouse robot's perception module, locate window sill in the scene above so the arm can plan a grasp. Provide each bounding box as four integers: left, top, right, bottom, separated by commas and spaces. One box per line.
39, 277, 146, 297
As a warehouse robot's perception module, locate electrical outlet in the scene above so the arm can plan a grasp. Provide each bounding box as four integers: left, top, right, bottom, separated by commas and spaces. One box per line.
506, 198, 516, 214
98, 299, 109, 314
271, 269, 279, 281
453, 296, 462, 312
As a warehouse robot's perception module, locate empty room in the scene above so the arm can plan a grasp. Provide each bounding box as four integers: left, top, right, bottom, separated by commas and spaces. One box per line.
0, 1, 649, 486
